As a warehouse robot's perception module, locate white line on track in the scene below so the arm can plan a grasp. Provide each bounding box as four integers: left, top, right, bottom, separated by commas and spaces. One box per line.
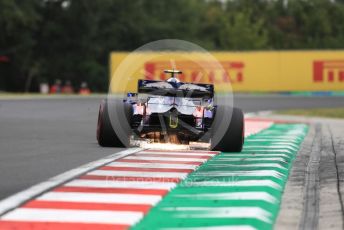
244, 145, 298, 151
0, 148, 142, 215
253, 135, 303, 140
245, 139, 300, 144
165, 207, 272, 223
141, 149, 217, 153
194, 170, 286, 179
242, 149, 293, 154
185, 180, 282, 190
108, 162, 198, 169
1, 208, 143, 225
245, 139, 299, 148
88, 170, 189, 178
66, 179, 177, 190
124, 156, 207, 162
140, 151, 216, 156
216, 153, 292, 159
213, 157, 288, 163
206, 163, 287, 170
161, 226, 257, 230
174, 191, 278, 204
265, 142, 300, 148
37, 191, 162, 205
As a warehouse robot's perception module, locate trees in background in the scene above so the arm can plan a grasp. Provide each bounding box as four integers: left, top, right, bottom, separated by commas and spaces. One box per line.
1, 0, 344, 92
0, 0, 40, 92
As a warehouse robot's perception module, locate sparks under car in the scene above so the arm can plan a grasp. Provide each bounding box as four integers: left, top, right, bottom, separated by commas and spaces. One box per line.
97, 70, 244, 152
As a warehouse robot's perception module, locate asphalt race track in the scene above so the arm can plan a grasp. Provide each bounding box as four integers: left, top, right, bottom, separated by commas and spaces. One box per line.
0, 94, 343, 229
0, 95, 343, 200
0, 121, 303, 229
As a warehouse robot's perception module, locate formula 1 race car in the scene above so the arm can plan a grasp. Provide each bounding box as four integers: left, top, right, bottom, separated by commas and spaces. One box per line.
97, 70, 244, 152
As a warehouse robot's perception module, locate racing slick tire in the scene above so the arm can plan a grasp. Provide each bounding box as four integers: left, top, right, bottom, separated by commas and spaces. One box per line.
211, 107, 244, 152
97, 99, 133, 147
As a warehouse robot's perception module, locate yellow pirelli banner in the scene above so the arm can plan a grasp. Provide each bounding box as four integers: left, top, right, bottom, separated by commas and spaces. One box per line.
110, 51, 344, 93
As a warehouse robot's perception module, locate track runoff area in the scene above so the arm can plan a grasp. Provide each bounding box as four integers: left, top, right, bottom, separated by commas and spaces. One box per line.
0, 117, 308, 230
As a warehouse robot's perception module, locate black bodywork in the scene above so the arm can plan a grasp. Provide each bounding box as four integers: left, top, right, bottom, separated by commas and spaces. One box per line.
125, 79, 215, 144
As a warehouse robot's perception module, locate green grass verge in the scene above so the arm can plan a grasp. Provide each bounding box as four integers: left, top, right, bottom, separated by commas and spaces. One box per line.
276, 108, 344, 119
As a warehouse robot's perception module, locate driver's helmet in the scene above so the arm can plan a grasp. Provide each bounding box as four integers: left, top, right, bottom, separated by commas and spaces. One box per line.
166, 77, 180, 83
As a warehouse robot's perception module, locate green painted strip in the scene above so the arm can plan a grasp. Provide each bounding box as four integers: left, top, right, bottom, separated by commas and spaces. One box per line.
131, 124, 308, 230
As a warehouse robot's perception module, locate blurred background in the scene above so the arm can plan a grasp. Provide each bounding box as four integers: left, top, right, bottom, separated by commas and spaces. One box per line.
1, 0, 344, 93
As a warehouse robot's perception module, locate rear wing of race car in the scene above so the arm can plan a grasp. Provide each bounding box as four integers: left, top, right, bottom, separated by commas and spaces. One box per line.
137, 80, 214, 98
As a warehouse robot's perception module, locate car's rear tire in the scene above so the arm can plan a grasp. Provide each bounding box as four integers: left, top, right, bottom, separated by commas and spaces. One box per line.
97, 99, 132, 147
211, 107, 244, 152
